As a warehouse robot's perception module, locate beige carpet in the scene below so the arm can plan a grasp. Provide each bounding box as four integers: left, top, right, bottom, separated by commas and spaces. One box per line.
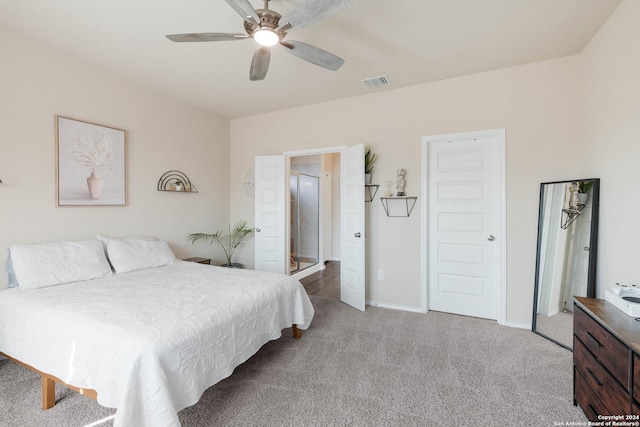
0, 296, 587, 426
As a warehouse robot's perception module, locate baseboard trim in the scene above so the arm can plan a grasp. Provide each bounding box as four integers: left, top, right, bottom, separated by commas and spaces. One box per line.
363, 302, 533, 329
502, 321, 531, 330
365, 300, 426, 313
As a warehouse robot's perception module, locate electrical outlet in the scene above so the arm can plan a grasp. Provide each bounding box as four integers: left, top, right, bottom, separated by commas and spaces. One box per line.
377, 270, 384, 280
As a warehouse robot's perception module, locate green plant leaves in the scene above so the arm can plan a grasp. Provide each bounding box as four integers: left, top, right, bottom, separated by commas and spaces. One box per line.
579, 181, 594, 193
187, 220, 255, 266
365, 149, 376, 174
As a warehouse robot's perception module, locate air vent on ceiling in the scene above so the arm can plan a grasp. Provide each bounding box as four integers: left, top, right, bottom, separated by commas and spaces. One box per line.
361, 75, 391, 89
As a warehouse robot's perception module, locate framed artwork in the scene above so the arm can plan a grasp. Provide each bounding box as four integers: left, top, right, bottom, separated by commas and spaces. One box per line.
56, 116, 126, 206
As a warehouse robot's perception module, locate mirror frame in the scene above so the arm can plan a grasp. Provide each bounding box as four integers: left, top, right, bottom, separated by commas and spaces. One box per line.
531, 178, 600, 350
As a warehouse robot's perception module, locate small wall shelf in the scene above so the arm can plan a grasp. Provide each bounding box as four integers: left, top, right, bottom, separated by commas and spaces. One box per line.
365, 184, 379, 202
157, 170, 198, 193
380, 196, 418, 217
561, 205, 584, 229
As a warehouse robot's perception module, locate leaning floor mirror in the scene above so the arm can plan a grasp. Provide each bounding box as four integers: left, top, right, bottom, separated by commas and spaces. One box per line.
532, 178, 600, 350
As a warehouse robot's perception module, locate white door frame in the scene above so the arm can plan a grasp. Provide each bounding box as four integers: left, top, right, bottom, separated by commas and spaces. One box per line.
284, 146, 347, 280
283, 146, 347, 157
420, 129, 507, 325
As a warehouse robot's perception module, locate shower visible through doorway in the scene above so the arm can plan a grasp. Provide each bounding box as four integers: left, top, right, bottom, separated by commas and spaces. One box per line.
290, 171, 319, 274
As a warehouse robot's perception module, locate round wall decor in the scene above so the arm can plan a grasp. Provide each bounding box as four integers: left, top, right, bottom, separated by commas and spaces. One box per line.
244, 168, 255, 198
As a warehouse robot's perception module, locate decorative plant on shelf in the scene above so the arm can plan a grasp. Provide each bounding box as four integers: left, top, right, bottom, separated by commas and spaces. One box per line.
577, 180, 594, 206
174, 179, 183, 191
364, 149, 376, 184
187, 220, 255, 268
578, 181, 593, 193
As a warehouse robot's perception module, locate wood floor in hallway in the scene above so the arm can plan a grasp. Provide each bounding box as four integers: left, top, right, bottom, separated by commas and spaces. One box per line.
299, 260, 340, 299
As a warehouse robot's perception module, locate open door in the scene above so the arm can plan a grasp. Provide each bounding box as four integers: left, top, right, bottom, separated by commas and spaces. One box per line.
340, 144, 365, 311
254, 155, 286, 273
563, 190, 594, 306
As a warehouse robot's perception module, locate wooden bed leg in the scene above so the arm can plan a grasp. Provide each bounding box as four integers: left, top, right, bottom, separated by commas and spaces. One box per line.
42, 376, 55, 410
0, 352, 97, 409
292, 324, 302, 339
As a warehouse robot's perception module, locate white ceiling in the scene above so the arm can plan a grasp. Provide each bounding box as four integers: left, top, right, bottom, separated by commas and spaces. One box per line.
0, 0, 621, 119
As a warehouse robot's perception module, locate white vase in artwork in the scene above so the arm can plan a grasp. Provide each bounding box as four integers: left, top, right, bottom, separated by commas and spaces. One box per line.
87, 171, 104, 199
577, 193, 588, 206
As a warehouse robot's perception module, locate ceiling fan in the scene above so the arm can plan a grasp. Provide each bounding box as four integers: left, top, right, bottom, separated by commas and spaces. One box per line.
166, 0, 353, 81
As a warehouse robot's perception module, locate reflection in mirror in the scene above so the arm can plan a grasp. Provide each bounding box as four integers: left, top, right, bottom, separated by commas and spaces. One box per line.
532, 179, 600, 350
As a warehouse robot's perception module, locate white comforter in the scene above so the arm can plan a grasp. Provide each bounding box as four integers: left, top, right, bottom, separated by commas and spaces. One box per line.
0, 261, 314, 426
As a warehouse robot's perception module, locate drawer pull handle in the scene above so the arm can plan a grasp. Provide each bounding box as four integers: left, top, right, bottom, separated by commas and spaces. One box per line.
586, 331, 603, 348
586, 368, 603, 386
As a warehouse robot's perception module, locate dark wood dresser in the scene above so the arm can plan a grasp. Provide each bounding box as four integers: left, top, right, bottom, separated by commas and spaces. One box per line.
573, 296, 640, 420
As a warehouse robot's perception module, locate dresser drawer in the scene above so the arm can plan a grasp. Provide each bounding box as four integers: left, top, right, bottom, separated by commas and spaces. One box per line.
574, 306, 629, 388
634, 353, 640, 404
574, 337, 630, 415
575, 368, 613, 422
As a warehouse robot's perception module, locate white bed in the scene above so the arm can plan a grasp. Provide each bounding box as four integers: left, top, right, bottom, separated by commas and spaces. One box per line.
0, 259, 314, 427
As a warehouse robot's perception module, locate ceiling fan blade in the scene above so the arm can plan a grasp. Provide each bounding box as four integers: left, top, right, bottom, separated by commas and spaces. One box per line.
225, 0, 260, 25
278, 0, 353, 31
281, 40, 344, 71
250, 47, 271, 81
166, 33, 249, 42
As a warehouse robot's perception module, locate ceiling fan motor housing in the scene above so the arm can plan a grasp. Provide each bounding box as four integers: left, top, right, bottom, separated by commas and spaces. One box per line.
245, 9, 283, 36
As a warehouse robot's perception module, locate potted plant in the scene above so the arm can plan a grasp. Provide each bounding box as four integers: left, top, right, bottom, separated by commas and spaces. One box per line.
174, 179, 183, 191
187, 220, 255, 268
577, 180, 593, 205
365, 149, 376, 184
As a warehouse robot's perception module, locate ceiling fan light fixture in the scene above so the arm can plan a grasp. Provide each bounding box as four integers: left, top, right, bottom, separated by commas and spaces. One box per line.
253, 29, 279, 47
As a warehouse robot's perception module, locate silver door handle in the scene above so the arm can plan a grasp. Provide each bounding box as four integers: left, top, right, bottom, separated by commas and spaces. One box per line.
354, 232, 361, 238
487, 235, 495, 241
256, 228, 261, 232
584, 247, 590, 251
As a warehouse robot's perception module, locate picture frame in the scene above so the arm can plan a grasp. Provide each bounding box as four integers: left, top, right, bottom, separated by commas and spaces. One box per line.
56, 116, 126, 206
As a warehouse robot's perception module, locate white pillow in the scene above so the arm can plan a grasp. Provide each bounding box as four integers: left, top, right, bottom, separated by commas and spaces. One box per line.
9, 240, 113, 290
96, 234, 158, 256
106, 239, 176, 274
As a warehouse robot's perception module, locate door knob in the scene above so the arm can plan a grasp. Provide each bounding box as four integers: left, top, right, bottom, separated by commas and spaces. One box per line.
256, 228, 261, 232
487, 235, 495, 241
354, 232, 361, 238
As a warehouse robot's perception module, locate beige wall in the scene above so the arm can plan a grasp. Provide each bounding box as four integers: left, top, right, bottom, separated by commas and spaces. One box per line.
579, 0, 640, 297
230, 55, 583, 326
0, 25, 230, 288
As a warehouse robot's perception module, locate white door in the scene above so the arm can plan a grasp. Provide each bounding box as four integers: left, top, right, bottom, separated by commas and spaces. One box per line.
340, 144, 365, 311
426, 130, 504, 320
538, 184, 568, 317
254, 155, 286, 274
